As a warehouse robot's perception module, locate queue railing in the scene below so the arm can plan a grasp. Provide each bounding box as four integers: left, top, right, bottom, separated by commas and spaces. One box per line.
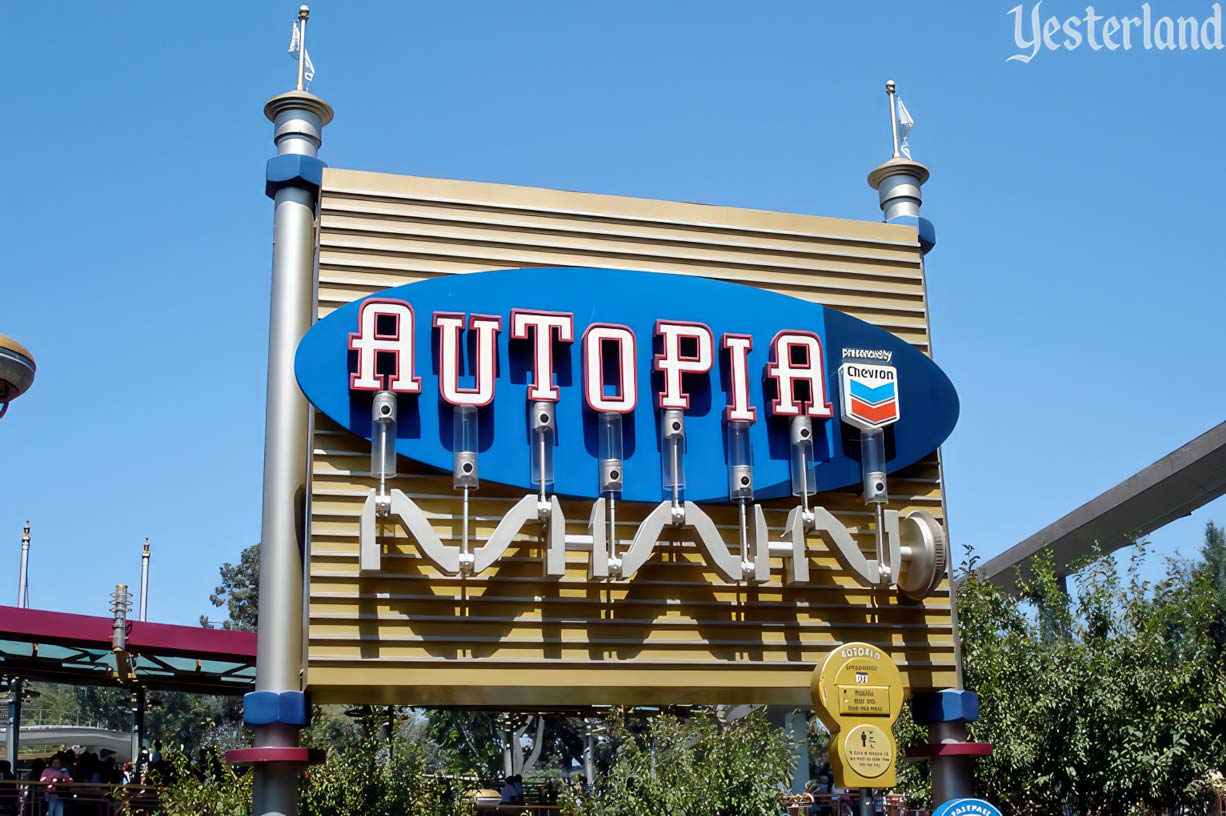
786, 792, 915, 815
0, 779, 161, 816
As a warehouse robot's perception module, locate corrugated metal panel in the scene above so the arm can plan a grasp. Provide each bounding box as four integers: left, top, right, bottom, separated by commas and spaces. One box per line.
307, 168, 953, 706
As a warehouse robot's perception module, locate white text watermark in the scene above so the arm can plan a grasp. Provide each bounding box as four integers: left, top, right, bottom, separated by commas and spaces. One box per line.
1008, 1, 1225, 62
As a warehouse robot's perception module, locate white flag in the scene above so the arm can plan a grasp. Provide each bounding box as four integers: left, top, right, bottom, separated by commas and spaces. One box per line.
288, 21, 316, 86
897, 97, 915, 159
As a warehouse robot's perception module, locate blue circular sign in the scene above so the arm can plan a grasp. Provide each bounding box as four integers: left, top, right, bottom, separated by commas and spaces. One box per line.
931, 799, 1003, 816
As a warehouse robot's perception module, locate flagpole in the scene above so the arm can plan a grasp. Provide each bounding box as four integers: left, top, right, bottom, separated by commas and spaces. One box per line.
296, 5, 310, 92
886, 80, 900, 159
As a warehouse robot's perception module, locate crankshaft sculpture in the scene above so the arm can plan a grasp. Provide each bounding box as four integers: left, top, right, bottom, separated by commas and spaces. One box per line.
358, 393, 946, 599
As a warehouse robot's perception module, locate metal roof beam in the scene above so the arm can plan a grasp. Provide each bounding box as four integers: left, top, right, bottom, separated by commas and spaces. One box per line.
980, 422, 1226, 591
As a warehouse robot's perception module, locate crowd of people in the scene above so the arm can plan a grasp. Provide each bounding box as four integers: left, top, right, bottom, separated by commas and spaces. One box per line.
0, 741, 172, 816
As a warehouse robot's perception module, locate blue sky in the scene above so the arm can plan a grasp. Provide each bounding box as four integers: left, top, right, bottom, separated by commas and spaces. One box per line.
1, 1, 1221, 625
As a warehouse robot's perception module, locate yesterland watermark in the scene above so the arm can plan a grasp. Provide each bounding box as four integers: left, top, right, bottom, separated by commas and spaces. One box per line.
1008, 1, 1225, 61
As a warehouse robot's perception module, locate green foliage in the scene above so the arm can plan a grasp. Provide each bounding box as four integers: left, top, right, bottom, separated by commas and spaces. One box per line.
1201, 521, 1226, 651
159, 730, 470, 816
24, 683, 130, 730
424, 710, 586, 783
949, 531, 1226, 816
201, 542, 260, 631
561, 708, 792, 816
891, 698, 930, 806
20, 683, 240, 755
300, 732, 469, 816
159, 749, 253, 816
425, 710, 505, 780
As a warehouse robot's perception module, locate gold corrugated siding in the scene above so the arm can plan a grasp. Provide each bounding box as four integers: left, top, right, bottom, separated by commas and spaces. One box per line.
307, 168, 953, 706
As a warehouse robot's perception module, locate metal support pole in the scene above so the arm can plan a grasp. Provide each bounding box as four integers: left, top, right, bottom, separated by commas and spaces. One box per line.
17, 522, 30, 608
11, 522, 33, 767
251, 77, 333, 816
501, 716, 514, 777
583, 723, 595, 786
139, 539, 150, 622
929, 720, 974, 804
295, 7, 309, 93
111, 585, 130, 652
5, 678, 21, 771
886, 80, 900, 159
131, 687, 146, 761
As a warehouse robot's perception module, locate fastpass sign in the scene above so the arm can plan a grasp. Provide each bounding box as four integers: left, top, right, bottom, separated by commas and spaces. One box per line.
294, 267, 958, 502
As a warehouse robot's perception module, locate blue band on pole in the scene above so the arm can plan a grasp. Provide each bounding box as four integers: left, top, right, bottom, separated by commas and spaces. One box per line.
243, 690, 309, 726
265, 154, 327, 199
886, 214, 936, 254
910, 689, 979, 724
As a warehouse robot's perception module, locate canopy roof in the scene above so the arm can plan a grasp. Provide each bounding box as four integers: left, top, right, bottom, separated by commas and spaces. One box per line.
0, 605, 255, 696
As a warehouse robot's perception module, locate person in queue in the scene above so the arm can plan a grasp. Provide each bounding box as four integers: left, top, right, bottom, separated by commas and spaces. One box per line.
500, 775, 518, 805
39, 755, 72, 816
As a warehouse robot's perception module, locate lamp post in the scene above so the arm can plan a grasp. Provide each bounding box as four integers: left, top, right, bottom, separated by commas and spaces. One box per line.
2, 335, 34, 768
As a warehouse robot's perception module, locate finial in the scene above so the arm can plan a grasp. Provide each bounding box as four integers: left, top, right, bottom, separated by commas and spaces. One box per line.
143, 537, 150, 554
290, 5, 314, 92
885, 81, 901, 159
22, 521, 30, 543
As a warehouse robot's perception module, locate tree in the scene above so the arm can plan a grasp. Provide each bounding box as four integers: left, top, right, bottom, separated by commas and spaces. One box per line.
160, 750, 254, 816
561, 708, 792, 816
299, 732, 467, 816
1200, 521, 1226, 651
161, 731, 469, 816
900, 540, 1226, 815
424, 709, 586, 782
201, 543, 260, 631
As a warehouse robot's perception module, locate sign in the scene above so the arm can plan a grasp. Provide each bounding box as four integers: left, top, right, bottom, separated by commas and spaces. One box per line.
931, 799, 1003, 816
812, 642, 905, 789
295, 267, 958, 503
303, 170, 960, 707
839, 361, 900, 430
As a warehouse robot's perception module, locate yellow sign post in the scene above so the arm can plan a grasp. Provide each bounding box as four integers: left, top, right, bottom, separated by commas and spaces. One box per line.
811, 642, 905, 789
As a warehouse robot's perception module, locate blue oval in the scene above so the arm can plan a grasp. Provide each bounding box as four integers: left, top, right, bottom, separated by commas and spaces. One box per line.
294, 267, 958, 503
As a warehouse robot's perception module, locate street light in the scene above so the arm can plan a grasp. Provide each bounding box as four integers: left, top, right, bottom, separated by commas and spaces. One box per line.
0, 335, 36, 419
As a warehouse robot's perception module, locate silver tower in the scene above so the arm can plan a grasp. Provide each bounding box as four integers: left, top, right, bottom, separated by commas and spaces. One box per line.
248, 7, 333, 816
869, 81, 982, 808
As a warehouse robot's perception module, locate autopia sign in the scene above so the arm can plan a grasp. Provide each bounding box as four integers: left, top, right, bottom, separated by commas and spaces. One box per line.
294, 267, 959, 503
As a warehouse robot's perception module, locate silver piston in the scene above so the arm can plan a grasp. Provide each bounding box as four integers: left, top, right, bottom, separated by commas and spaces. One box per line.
789, 415, 814, 446
600, 458, 623, 494
453, 451, 479, 489
729, 464, 753, 501
863, 470, 888, 504
662, 408, 686, 441
530, 401, 555, 432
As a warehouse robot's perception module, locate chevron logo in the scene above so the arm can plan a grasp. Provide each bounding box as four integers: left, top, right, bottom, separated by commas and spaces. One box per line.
839, 361, 900, 430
